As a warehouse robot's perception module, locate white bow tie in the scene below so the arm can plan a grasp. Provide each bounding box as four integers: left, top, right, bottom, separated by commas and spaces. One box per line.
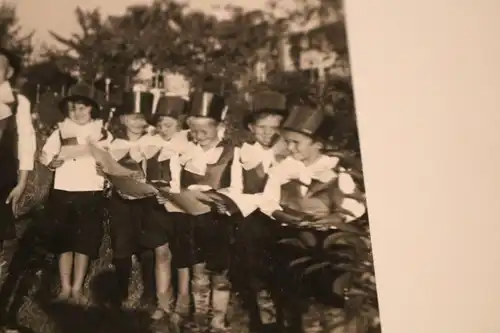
110, 139, 147, 162
182, 144, 223, 176
240, 142, 276, 173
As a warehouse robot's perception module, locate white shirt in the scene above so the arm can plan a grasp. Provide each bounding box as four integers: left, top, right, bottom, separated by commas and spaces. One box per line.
40, 119, 112, 192
0, 89, 36, 171
260, 155, 366, 222
144, 133, 188, 193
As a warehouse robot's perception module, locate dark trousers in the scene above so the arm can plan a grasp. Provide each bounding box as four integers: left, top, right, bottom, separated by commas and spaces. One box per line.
192, 212, 233, 273
0, 182, 17, 242
108, 193, 156, 305
232, 211, 286, 331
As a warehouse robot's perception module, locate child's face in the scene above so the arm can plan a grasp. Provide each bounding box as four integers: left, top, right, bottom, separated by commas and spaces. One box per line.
188, 117, 219, 148
249, 113, 283, 147
121, 114, 147, 135
156, 116, 180, 141
283, 130, 322, 162
68, 101, 93, 125
0, 55, 13, 84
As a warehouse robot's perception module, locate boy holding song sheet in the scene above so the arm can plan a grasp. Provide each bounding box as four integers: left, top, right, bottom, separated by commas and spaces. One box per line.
257, 104, 367, 329
140, 94, 191, 321
104, 89, 157, 310
176, 89, 239, 332
258, 104, 366, 225
230, 90, 290, 332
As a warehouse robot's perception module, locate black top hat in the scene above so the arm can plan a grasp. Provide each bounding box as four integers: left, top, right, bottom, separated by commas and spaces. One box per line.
115, 91, 155, 118
188, 91, 227, 122
58, 82, 101, 116
244, 90, 287, 128
150, 95, 188, 125
0, 48, 21, 81
282, 105, 336, 141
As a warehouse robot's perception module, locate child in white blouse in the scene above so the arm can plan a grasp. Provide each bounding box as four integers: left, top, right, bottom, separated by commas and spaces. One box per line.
40, 83, 112, 304
141, 95, 190, 320
230, 90, 289, 331
177, 90, 237, 331
105, 90, 157, 310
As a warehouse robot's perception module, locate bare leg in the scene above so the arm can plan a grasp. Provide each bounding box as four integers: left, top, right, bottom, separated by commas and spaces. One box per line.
191, 262, 211, 331
71, 252, 89, 304
176, 267, 190, 312
151, 243, 173, 320
57, 252, 73, 301
211, 271, 231, 331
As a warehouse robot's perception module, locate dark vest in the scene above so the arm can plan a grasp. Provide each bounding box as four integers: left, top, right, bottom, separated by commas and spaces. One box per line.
280, 177, 345, 220
242, 163, 269, 194
181, 142, 234, 190
0, 95, 19, 188
116, 152, 145, 175
110, 136, 147, 177
146, 151, 172, 183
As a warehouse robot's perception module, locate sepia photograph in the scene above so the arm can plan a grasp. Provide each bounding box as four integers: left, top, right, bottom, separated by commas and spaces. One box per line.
0, 0, 378, 332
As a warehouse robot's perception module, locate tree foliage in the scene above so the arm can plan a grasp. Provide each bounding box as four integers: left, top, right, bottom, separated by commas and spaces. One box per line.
0, 3, 33, 66
33, 0, 359, 154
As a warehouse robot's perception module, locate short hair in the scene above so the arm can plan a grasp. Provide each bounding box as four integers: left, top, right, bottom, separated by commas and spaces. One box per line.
61, 97, 100, 119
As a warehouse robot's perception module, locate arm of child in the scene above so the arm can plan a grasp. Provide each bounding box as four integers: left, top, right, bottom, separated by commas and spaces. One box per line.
258, 159, 291, 218
169, 153, 181, 194
16, 95, 36, 172
94, 129, 114, 150
39, 128, 62, 167
228, 147, 243, 193
337, 171, 366, 221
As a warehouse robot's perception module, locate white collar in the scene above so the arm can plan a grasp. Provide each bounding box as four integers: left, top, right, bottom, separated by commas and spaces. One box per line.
110, 134, 153, 162
59, 119, 104, 143
240, 141, 276, 173
181, 138, 225, 176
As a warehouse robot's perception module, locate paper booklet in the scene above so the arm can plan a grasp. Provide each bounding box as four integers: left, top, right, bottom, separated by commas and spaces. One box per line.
58, 145, 92, 161
88, 143, 244, 216
272, 207, 313, 226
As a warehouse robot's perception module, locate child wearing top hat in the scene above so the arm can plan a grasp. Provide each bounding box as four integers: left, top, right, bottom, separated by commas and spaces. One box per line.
39, 82, 112, 304
257, 104, 367, 329
230, 90, 289, 332
177, 89, 239, 332
259, 104, 366, 222
105, 89, 157, 309
140, 94, 191, 321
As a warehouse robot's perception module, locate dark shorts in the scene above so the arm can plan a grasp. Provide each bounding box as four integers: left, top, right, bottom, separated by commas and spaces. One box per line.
232, 211, 277, 283
49, 189, 106, 259
108, 193, 150, 259
140, 204, 176, 249
192, 212, 234, 273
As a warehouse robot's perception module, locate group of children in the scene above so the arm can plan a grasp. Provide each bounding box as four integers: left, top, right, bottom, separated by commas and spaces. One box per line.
23, 75, 367, 333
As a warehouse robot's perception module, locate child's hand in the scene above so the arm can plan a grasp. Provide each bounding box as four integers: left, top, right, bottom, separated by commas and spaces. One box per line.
48, 158, 64, 170
213, 201, 230, 216
156, 194, 168, 205
95, 163, 105, 176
